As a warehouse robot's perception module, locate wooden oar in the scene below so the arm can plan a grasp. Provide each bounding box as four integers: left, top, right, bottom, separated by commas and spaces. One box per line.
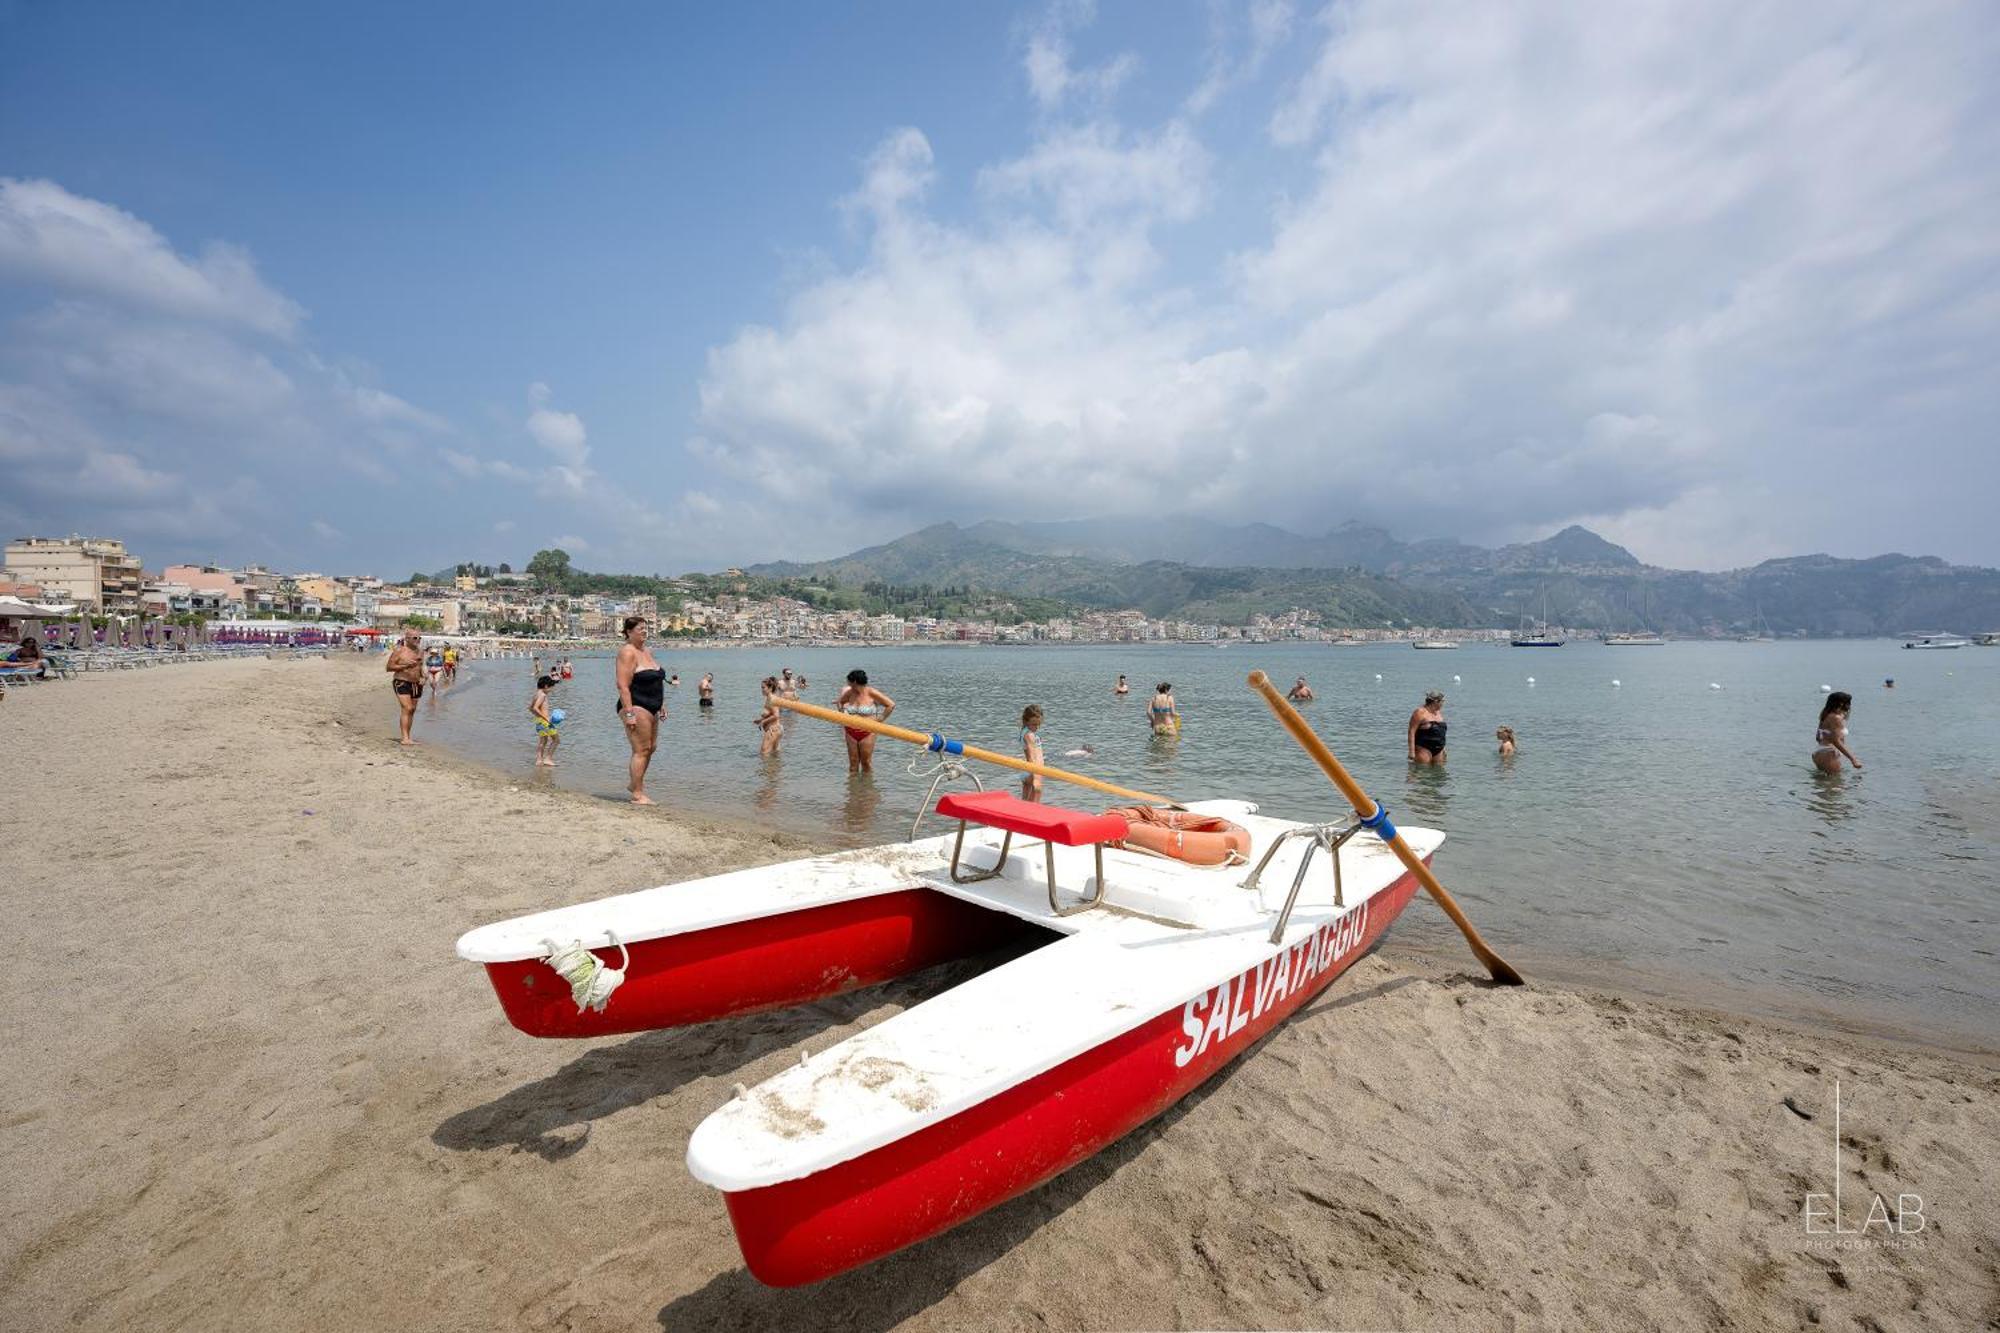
772, 696, 1176, 806
1247, 670, 1525, 986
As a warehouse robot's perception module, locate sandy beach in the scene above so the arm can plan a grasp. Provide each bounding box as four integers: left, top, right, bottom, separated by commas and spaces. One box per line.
2, 656, 1995, 1331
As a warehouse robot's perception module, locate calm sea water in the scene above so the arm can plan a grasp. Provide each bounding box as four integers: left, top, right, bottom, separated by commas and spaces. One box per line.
419, 641, 1999, 1048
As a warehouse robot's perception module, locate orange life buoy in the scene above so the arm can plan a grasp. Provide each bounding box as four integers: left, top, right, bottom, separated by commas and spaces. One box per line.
1101, 807, 1252, 867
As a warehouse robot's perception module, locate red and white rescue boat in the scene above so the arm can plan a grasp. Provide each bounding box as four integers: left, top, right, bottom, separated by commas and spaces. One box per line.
456, 790, 1439, 1286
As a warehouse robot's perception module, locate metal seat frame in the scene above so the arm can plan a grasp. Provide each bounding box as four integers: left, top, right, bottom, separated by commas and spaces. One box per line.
1240, 817, 1366, 944
947, 820, 1109, 918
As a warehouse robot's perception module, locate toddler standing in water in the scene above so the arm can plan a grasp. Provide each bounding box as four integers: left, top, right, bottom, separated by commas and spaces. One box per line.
531, 674, 561, 766
1020, 705, 1044, 802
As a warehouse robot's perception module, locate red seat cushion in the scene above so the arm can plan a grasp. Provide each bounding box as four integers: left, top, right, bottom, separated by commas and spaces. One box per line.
935, 790, 1127, 846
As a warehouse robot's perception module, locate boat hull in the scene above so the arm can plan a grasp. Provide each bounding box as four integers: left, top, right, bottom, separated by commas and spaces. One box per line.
482, 888, 1030, 1038
718, 866, 1423, 1286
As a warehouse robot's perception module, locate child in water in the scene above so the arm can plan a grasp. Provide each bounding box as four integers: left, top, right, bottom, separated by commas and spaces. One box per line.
531, 675, 561, 767
1496, 725, 1516, 757
1021, 704, 1044, 802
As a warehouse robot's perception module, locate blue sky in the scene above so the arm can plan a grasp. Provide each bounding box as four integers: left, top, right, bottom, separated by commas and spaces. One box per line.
3, 1, 1996, 577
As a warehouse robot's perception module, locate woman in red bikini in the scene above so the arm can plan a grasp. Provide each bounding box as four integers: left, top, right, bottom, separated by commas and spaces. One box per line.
833, 668, 895, 773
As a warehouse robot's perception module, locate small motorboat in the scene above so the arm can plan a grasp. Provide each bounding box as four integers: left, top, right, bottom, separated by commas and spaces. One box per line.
1412, 638, 1459, 650
459, 791, 1438, 1285
1902, 632, 1969, 649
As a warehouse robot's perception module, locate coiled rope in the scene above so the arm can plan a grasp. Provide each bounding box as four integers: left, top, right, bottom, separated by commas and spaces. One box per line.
540, 932, 630, 1013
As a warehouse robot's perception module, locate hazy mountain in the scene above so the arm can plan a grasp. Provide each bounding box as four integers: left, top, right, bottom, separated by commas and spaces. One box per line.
749, 520, 2000, 635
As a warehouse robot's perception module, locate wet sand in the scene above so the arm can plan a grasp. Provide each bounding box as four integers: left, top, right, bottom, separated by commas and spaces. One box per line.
2, 657, 1995, 1331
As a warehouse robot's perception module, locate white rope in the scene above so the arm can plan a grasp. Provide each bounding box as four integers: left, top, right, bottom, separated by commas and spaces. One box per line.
540, 931, 630, 1013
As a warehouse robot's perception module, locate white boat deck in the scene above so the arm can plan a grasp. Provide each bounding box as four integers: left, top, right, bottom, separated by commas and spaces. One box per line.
682, 804, 1439, 1191
456, 839, 960, 963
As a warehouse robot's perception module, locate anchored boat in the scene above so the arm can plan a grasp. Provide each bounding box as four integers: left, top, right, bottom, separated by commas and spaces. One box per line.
455, 676, 1518, 1286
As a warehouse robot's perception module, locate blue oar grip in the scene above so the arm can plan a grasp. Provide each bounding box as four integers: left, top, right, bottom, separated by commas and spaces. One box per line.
926, 732, 964, 756
1359, 802, 1398, 843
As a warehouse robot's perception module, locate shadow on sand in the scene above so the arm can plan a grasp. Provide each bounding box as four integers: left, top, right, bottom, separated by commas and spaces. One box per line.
434, 945, 1048, 1162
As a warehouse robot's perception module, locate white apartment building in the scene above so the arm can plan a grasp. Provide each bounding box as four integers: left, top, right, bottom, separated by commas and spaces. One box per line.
4, 535, 144, 610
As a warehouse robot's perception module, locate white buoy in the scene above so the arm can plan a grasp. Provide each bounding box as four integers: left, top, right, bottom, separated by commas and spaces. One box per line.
1611, 679, 1621, 687
1709, 682, 1722, 690
1374, 673, 1382, 681
1452, 674, 1461, 683
1820, 684, 1832, 692
1526, 676, 1536, 685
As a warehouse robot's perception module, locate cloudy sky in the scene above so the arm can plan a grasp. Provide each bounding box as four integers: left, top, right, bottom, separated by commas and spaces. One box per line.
2, 1, 1995, 577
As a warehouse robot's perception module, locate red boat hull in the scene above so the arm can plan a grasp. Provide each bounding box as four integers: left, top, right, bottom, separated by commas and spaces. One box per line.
720, 867, 1424, 1285
482, 888, 1030, 1038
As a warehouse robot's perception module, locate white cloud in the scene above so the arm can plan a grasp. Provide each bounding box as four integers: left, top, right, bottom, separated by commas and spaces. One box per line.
525, 402, 589, 481
0, 178, 303, 335
691, 0, 2000, 568
310, 518, 341, 541
0, 182, 448, 565
1023, 2, 1139, 112
1187, 0, 1296, 115
979, 121, 1210, 229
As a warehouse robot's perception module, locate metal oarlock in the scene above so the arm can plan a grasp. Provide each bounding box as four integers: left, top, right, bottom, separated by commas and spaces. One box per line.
907, 753, 985, 842
1240, 816, 1367, 945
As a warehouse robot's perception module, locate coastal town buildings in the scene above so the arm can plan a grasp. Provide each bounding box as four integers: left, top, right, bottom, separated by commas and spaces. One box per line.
6, 530, 1495, 644
4, 536, 144, 611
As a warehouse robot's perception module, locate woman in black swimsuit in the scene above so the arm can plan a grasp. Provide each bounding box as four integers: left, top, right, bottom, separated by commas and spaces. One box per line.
1408, 690, 1447, 765
615, 615, 668, 804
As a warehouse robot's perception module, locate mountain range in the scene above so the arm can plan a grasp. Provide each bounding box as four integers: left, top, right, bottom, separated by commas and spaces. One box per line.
750, 518, 2000, 636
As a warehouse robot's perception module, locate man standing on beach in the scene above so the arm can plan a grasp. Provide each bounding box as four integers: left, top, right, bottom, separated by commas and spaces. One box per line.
386, 628, 425, 745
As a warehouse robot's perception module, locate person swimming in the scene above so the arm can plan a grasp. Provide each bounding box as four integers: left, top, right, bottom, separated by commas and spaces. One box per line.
1287, 677, 1315, 702
1496, 725, 1516, 757
1114, 674, 1130, 696
1149, 683, 1180, 736
1813, 691, 1861, 774
1409, 691, 1447, 764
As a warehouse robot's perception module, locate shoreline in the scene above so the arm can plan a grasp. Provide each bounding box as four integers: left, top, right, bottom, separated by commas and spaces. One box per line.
394, 656, 1998, 1062
3, 659, 1995, 1329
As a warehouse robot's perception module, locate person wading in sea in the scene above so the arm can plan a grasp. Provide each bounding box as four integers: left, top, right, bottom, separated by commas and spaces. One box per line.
386, 628, 425, 745
1812, 691, 1862, 775
1408, 690, 1447, 765
834, 669, 895, 773
755, 676, 783, 756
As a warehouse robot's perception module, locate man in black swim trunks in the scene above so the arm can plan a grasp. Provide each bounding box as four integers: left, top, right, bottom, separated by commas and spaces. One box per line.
386, 628, 425, 745
699, 672, 715, 708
